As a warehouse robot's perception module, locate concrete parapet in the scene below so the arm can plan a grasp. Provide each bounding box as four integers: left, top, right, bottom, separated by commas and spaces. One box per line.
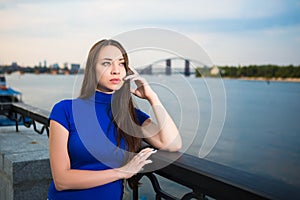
0, 126, 51, 200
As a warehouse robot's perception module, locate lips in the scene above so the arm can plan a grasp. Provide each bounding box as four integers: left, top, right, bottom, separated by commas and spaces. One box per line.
109, 78, 121, 84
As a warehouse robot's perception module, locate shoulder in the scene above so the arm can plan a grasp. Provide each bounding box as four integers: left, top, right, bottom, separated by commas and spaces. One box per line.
51, 99, 72, 113
49, 99, 76, 131
53, 99, 73, 107
50, 99, 77, 118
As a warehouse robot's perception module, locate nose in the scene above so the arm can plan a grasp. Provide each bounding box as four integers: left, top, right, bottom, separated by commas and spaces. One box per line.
111, 61, 120, 75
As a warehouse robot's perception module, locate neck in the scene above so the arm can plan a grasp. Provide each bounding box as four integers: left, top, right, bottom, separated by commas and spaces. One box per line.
96, 88, 115, 94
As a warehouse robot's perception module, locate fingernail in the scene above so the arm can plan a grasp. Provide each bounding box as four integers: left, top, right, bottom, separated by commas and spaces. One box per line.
152, 149, 157, 153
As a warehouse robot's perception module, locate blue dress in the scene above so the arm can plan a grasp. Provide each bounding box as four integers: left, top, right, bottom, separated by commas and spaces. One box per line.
48, 91, 149, 200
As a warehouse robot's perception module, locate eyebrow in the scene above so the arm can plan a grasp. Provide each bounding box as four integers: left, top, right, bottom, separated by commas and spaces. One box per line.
101, 58, 124, 61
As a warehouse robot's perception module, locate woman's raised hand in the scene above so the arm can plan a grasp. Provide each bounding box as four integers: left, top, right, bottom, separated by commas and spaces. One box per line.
117, 148, 156, 179
124, 74, 157, 101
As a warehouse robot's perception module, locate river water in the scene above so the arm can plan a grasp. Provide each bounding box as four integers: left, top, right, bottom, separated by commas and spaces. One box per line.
5, 73, 300, 198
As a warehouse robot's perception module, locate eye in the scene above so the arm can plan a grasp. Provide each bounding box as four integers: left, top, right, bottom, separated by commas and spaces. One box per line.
119, 62, 125, 67
102, 62, 111, 67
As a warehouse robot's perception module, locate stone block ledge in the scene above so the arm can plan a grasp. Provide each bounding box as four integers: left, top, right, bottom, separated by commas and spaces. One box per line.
0, 126, 52, 200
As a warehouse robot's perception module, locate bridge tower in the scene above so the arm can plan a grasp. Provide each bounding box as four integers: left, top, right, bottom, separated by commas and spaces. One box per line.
166, 59, 171, 75
184, 60, 190, 76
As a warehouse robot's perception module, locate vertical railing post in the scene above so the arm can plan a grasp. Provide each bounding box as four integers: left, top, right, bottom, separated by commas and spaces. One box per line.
14, 112, 19, 132
132, 177, 139, 200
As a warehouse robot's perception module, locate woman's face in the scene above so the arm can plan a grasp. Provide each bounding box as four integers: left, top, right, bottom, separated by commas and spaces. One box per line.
96, 45, 127, 93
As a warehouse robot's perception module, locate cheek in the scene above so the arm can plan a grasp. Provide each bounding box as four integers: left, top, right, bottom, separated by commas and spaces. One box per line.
96, 67, 108, 81
121, 68, 127, 77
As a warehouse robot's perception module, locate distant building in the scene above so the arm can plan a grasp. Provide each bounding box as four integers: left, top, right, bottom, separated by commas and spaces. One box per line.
52, 63, 60, 69
70, 64, 80, 74
10, 62, 19, 71
64, 62, 69, 69
50, 63, 60, 75
210, 66, 220, 76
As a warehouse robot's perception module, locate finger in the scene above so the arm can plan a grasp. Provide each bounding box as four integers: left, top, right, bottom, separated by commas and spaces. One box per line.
127, 77, 144, 88
134, 148, 154, 160
141, 147, 155, 152
138, 152, 144, 158
123, 74, 139, 81
138, 149, 157, 161
132, 76, 146, 83
139, 147, 155, 154
144, 149, 156, 158
136, 160, 152, 174
126, 75, 146, 85
130, 88, 137, 95
137, 159, 153, 169
140, 160, 152, 166
144, 159, 153, 165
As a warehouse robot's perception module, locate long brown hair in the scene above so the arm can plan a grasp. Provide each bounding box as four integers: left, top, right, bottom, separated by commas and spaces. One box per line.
79, 39, 142, 153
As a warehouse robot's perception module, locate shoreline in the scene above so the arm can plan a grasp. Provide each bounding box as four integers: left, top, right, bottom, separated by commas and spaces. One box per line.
5, 72, 300, 83
223, 77, 300, 83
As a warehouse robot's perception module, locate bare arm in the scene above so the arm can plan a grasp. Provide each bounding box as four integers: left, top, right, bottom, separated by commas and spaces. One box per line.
125, 75, 182, 152
49, 120, 154, 191
142, 94, 182, 152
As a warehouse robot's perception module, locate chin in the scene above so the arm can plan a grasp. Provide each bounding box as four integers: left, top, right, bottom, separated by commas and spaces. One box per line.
115, 84, 125, 91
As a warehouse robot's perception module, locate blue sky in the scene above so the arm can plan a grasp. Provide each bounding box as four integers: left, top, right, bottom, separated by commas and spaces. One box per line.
0, 0, 299, 66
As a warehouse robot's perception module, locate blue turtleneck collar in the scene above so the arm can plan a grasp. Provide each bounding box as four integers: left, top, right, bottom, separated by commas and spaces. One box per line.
90, 91, 113, 104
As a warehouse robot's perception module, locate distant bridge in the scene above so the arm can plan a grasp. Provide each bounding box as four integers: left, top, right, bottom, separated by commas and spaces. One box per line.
135, 57, 209, 76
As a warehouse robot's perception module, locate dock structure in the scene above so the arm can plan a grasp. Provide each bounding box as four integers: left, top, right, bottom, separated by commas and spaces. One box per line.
0, 103, 299, 200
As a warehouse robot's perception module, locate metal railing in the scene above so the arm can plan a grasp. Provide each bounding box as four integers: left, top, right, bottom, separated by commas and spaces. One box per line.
0, 102, 50, 135
1, 103, 297, 200
132, 152, 280, 200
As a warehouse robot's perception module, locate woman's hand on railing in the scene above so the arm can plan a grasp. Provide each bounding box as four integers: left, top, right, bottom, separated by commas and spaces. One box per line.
116, 148, 157, 179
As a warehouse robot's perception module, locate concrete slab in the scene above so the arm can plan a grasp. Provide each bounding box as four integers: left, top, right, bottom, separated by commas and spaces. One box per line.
0, 126, 51, 200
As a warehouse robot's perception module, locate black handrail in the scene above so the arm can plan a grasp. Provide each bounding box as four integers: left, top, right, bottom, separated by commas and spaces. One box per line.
134, 150, 299, 200
0, 103, 298, 200
0, 102, 50, 136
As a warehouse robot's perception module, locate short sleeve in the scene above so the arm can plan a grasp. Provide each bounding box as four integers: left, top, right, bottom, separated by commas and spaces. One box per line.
134, 108, 150, 125
49, 100, 71, 131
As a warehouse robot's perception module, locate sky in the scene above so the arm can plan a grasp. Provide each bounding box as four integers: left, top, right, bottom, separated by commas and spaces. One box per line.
0, 0, 300, 67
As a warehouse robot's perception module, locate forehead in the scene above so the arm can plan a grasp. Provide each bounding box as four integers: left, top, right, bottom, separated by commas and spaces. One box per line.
98, 45, 124, 60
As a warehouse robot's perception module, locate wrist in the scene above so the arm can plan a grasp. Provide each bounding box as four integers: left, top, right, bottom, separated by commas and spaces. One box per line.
147, 93, 160, 105
114, 168, 126, 179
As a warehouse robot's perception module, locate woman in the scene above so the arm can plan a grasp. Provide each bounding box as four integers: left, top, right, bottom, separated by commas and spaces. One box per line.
48, 39, 182, 199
